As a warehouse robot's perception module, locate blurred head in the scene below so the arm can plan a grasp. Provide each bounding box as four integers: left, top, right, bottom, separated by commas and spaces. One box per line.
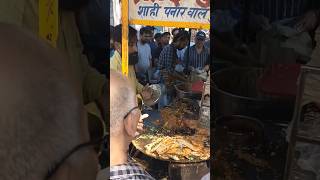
110, 70, 140, 143
171, 28, 180, 38
146, 26, 155, 34
139, 27, 153, 44
195, 31, 206, 47
0, 23, 98, 180
161, 32, 171, 46
173, 30, 190, 50
113, 25, 138, 65
113, 24, 138, 55
154, 33, 162, 45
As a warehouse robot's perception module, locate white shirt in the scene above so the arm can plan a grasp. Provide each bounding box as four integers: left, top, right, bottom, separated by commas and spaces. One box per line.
177, 42, 195, 63
136, 41, 152, 73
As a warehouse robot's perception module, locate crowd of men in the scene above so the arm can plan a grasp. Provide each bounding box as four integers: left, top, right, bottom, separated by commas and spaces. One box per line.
110, 25, 210, 86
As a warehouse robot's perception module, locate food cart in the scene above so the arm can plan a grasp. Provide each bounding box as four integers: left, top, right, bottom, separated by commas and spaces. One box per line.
120, 0, 210, 179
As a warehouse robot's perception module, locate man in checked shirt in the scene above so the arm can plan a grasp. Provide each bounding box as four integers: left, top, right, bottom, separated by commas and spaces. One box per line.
157, 30, 190, 81
183, 31, 210, 70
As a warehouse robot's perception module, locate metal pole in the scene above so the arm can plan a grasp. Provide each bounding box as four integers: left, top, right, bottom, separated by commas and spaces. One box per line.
184, 28, 192, 75
121, 0, 129, 76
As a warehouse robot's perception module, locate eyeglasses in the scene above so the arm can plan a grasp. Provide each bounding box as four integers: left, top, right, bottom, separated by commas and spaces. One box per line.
45, 135, 107, 179
123, 106, 140, 119
46, 106, 140, 178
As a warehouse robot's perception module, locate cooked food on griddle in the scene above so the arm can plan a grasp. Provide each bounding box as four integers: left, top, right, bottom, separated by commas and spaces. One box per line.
133, 97, 209, 162
160, 107, 198, 131
134, 133, 210, 161
160, 107, 182, 129
172, 127, 196, 136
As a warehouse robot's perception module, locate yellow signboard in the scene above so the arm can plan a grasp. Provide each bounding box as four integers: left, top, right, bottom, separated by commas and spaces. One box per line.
121, 0, 210, 76
39, 0, 59, 47
129, 0, 210, 30
129, 19, 210, 29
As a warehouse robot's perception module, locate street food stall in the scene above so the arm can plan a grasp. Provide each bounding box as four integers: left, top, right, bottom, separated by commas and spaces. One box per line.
120, 0, 210, 179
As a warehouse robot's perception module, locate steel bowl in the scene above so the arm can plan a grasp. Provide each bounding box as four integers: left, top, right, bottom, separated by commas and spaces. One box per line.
143, 84, 161, 107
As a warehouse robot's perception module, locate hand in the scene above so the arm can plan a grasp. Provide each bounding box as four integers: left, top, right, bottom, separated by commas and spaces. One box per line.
295, 10, 319, 32
141, 84, 153, 100
135, 114, 149, 136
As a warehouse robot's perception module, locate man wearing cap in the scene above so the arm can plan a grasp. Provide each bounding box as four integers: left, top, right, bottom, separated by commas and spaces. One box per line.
183, 31, 210, 69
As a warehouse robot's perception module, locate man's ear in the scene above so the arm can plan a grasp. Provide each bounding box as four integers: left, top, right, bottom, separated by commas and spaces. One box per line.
123, 114, 138, 137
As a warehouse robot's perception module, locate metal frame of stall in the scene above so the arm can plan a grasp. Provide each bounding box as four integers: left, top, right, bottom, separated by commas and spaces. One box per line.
284, 65, 320, 180
120, 1, 211, 179
120, 0, 210, 77
120, 0, 211, 126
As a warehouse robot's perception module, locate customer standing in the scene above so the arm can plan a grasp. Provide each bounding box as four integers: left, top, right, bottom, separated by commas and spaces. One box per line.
154, 33, 162, 46
154, 32, 171, 65
157, 30, 190, 107
157, 30, 190, 72
136, 27, 153, 85
151, 32, 162, 65
184, 31, 210, 69
110, 25, 153, 101
146, 26, 158, 58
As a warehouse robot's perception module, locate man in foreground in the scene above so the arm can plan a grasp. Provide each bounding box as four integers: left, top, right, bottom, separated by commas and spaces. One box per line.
0, 0, 108, 138
0, 23, 99, 180
110, 70, 155, 180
